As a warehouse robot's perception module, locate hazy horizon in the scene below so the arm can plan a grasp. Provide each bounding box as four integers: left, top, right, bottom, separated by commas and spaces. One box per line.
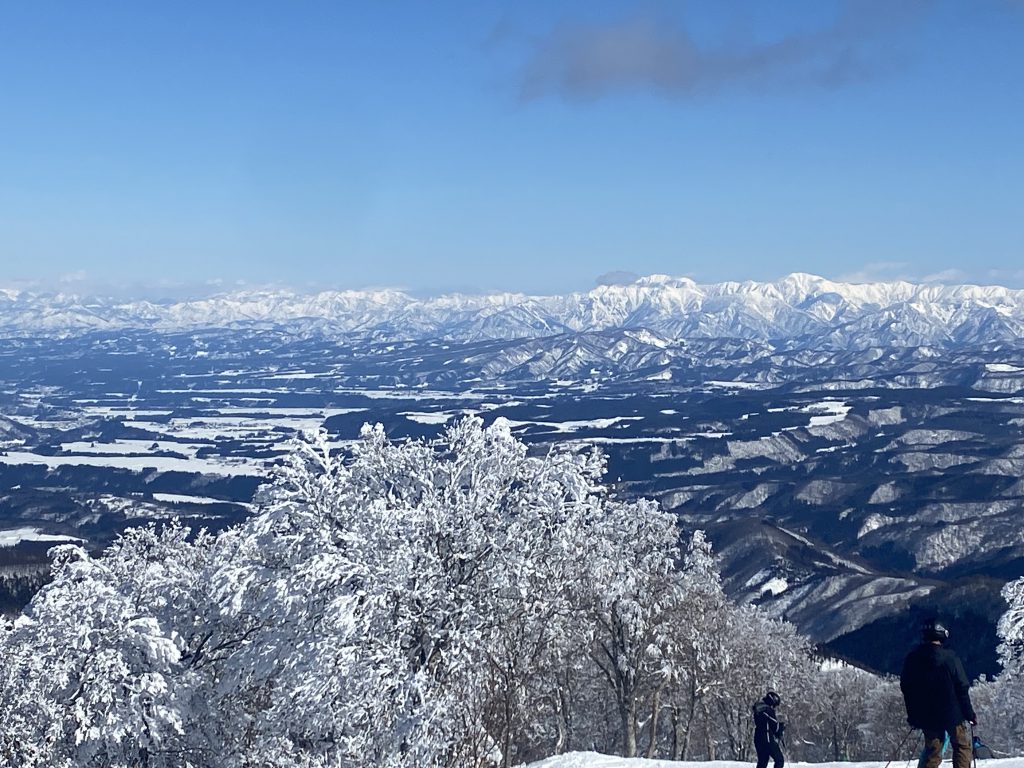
6, 267, 1024, 303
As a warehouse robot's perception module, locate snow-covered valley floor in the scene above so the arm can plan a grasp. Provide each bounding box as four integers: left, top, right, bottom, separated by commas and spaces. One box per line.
524, 756, 1024, 768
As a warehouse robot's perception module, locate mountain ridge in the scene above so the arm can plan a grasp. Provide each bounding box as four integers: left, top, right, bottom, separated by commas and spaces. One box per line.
4, 274, 1024, 348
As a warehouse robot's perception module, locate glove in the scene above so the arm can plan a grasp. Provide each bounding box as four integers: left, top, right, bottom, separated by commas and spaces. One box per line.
970, 718, 978, 726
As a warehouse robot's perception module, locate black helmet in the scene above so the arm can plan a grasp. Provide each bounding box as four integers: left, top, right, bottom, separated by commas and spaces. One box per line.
922, 619, 949, 642
764, 691, 781, 707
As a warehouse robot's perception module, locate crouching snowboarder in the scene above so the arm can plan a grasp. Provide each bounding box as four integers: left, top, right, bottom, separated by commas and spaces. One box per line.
900, 619, 977, 768
753, 690, 785, 768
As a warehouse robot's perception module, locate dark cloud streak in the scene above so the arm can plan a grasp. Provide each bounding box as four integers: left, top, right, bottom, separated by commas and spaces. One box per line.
595, 270, 641, 286
517, 1, 932, 103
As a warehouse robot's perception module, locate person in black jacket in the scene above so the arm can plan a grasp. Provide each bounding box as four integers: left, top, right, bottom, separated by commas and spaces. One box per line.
752, 690, 784, 768
900, 619, 977, 768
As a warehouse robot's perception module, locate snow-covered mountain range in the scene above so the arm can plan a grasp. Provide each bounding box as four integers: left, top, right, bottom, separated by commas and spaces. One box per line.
4, 273, 1024, 347
3, 273, 1024, 679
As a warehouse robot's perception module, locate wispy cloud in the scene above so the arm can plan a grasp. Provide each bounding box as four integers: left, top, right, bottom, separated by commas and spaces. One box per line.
985, 268, 1024, 288
595, 270, 641, 286
836, 261, 912, 283
4, 275, 253, 301
836, 263, 1024, 288
920, 268, 969, 284
517, 1, 929, 103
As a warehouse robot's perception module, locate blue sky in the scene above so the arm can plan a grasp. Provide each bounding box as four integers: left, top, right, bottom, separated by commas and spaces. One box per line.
1, 1, 1022, 296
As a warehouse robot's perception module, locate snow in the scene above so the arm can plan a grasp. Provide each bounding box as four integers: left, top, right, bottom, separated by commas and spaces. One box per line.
858, 513, 897, 538
2, 413, 1021, 766
264, 371, 329, 379
707, 380, 765, 389
118, 409, 354, 442
987, 363, 1024, 373
207, 406, 366, 417
819, 657, 849, 671
152, 493, 244, 506
801, 400, 851, 427
480, 400, 525, 410
0, 527, 83, 547
761, 577, 789, 596
568, 436, 692, 445
778, 526, 871, 575
0, 450, 263, 476
8, 274, 1024, 358
159, 388, 290, 395
76, 406, 174, 417
401, 411, 454, 425
59, 440, 209, 457
524, 757, 1024, 768
333, 387, 487, 401
501, 416, 644, 433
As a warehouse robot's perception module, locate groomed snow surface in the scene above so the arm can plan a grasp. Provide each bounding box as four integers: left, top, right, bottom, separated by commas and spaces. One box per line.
524, 757, 1024, 768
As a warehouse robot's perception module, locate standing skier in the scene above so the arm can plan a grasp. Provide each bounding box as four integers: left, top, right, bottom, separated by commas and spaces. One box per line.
900, 619, 977, 768
752, 690, 785, 768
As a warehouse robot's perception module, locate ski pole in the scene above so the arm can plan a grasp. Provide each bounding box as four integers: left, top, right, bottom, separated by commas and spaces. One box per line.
905, 733, 921, 768
971, 723, 978, 768
883, 727, 917, 768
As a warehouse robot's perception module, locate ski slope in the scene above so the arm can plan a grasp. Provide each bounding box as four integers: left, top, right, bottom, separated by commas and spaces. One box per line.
524, 756, 1024, 768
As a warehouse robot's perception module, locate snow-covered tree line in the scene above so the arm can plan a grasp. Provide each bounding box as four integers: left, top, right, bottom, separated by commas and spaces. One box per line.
970, 576, 1024, 756
0, 417, 1021, 766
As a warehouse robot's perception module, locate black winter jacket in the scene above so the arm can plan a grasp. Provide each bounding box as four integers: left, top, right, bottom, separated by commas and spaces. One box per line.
752, 701, 782, 744
900, 642, 976, 732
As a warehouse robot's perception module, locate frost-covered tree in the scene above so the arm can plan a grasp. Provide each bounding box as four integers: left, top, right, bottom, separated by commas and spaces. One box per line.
860, 675, 920, 762
998, 577, 1024, 678
211, 416, 688, 767
711, 606, 816, 761
0, 524, 217, 768
976, 576, 1024, 755
584, 496, 683, 758
799, 664, 879, 761
0, 416, 875, 767
662, 530, 732, 760
476, 444, 610, 766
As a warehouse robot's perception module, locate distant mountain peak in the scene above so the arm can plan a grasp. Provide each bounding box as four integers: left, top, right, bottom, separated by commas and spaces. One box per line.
2, 274, 1023, 349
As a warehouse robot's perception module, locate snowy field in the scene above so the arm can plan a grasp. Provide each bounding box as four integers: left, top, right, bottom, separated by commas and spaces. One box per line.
524, 756, 1024, 768
0, 527, 83, 547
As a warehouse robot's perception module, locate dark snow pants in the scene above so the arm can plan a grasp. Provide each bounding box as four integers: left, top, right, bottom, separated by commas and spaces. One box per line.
918, 723, 971, 768
755, 738, 784, 768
